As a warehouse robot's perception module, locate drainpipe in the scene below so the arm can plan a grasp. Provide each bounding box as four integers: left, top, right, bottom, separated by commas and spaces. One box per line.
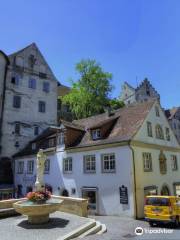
129, 141, 138, 219
0, 55, 9, 153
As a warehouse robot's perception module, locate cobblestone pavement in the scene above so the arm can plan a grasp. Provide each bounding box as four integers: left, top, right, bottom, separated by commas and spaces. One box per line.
0, 212, 91, 240
80, 215, 180, 240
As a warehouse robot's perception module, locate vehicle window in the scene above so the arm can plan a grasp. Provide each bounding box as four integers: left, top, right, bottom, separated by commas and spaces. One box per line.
146, 197, 170, 206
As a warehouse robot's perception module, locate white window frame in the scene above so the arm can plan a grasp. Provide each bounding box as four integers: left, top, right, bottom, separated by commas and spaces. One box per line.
84, 155, 96, 173
49, 138, 55, 147
44, 159, 50, 174
92, 129, 101, 140
17, 161, 24, 174
27, 160, 34, 174
143, 153, 152, 172
101, 153, 116, 173
171, 155, 178, 171
63, 157, 72, 173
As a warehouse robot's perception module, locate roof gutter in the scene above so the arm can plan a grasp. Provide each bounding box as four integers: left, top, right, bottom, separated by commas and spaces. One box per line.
128, 140, 137, 219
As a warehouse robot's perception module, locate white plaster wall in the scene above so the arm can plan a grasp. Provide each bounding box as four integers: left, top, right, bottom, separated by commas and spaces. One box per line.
14, 145, 135, 217
133, 102, 180, 148
119, 83, 135, 105
1, 45, 57, 157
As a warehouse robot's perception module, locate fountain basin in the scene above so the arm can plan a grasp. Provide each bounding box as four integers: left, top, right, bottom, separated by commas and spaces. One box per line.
13, 199, 63, 224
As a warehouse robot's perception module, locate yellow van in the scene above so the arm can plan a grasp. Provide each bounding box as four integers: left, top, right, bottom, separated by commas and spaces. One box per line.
144, 195, 180, 227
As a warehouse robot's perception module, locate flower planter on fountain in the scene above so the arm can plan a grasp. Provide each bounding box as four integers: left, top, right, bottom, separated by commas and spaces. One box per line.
13, 150, 63, 224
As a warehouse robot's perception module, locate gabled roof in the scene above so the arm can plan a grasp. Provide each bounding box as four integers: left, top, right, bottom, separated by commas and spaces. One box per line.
8, 43, 58, 81
14, 100, 155, 157
72, 100, 155, 148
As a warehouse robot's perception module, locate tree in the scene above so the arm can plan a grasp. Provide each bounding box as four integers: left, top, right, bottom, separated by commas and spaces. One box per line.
62, 59, 113, 119
108, 98, 125, 110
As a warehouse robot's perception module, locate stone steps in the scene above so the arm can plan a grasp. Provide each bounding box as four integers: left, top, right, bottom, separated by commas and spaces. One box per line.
60, 220, 96, 240
60, 219, 106, 240
78, 221, 102, 238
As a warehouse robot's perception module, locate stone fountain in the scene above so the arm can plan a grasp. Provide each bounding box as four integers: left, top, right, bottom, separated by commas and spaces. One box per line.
13, 150, 63, 224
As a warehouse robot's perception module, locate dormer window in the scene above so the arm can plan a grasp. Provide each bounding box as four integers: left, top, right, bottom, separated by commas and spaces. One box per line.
92, 129, 101, 140
49, 138, 55, 147
32, 143, 36, 150
58, 132, 65, 145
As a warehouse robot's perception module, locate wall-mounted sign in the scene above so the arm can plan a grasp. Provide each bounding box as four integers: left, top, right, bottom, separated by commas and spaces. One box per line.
119, 185, 128, 204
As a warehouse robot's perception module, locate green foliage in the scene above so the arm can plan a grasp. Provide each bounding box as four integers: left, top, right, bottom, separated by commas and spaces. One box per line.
108, 98, 125, 110
62, 59, 113, 119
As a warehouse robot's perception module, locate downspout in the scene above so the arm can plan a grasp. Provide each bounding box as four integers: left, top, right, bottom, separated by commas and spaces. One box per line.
129, 141, 138, 219
0, 57, 9, 153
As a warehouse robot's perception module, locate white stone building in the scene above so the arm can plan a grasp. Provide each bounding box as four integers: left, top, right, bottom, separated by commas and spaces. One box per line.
120, 78, 160, 105
0, 43, 58, 160
165, 107, 180, 143
14, 100, 180, 218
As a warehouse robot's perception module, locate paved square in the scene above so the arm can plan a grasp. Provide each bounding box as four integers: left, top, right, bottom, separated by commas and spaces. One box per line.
0, 212, 91, 240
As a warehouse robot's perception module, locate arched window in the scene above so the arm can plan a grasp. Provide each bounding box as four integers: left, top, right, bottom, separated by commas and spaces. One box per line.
61, 189, 69, 197
155, 125, 164, 139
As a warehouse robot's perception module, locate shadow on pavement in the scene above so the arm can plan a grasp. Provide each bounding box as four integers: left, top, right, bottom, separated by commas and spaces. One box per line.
17, 217, 69, 229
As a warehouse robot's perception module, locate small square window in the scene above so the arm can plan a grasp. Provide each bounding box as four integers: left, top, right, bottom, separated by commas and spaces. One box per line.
43, 82, 50, 93
92, 129, 101, 140
101, 153, 116, 173
11, 75, 20, 85
13, 96, 21, 108
34, 126, 39, 136
29, 78, 36, 89
84, 155, 96, 173
39, 101, 46, 113
63, 157, 72, 173
49, 138, 55, 147
27, 160, 34, 174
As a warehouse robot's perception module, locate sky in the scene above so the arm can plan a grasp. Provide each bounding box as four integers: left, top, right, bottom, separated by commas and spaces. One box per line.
0, 0, 180, 108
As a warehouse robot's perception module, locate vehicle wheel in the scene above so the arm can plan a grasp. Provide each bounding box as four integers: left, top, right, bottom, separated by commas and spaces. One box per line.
174, 217, 179, 228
